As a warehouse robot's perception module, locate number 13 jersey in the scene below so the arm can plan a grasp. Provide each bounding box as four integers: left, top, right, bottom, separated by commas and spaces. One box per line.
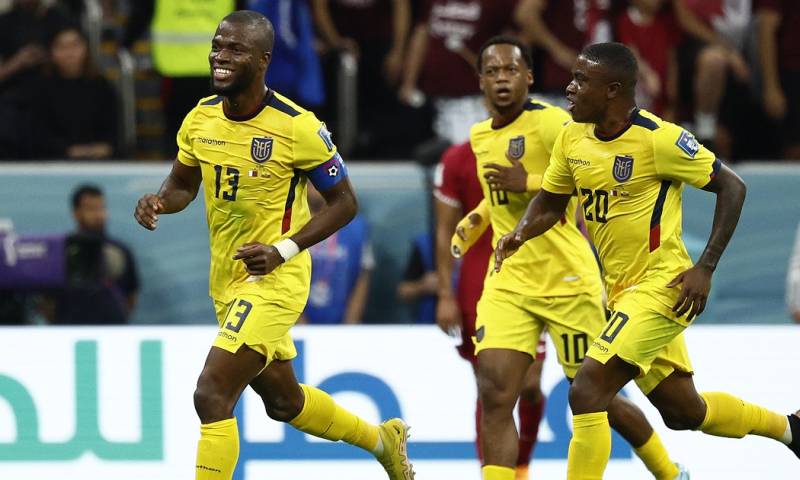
542, 108, 720, 319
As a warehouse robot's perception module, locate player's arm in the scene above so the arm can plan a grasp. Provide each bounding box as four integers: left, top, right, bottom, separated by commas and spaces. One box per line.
434, 195, 463, 335
134, 159, 202, 231
667, 163, 746, 319
526, 0, 577, 71
494, 189, 571, 271
384, 0, 411, 84
756, 5, 787, 120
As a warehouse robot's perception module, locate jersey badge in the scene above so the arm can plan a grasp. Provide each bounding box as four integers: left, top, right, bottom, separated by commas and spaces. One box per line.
508, 135, 525, 160
612, 155, 634, 183
251, 137, 273, 163
676, 130, 700, 158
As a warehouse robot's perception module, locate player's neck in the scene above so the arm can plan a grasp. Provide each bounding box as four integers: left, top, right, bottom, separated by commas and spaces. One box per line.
223, 84, 268, 117
594, 104, 637, 139
490, 102, 526, 129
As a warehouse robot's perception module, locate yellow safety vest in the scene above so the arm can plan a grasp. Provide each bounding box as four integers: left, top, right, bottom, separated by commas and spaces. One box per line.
150, 0, 235, 77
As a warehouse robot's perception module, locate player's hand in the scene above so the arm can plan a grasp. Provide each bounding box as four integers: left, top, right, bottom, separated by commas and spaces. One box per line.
494, 229, 526, 273
233, 242, 284, 276
436, 293, 462, 337
484, 153, 527, 193
134, 193, 163, 231
667, 264, 713, 322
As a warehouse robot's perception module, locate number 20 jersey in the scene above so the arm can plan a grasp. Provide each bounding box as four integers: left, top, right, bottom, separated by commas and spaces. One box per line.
542, 109, 720, 320
177, 90, 347, 309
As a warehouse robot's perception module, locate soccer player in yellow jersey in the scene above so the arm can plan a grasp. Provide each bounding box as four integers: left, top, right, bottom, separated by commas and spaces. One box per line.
470, 36, 686, 480
133, 11, 413, 480
496, 42, 800, 479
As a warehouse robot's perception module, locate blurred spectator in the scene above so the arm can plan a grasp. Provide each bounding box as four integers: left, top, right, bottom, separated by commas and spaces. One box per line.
397, 231, 438, 323
528, 0, 611, 106
122, 0, 242, 158
44, 184, 139, 324
249, 0, 324, 107
34, 26, 118, 159
399, 0, 533, 144
755, 0, 800, 160
0, 0, 74, 159
313, 0, 418, 157
614, 0, 680, 118
673, 0, 752, 153
788, 222, 800, 323
301, 186, 374, 324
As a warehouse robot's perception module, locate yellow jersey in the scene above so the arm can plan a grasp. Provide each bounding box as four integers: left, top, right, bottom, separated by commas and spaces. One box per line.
177, 90, 348, 310
542, 108, 720, 322
470, 100, 602, 298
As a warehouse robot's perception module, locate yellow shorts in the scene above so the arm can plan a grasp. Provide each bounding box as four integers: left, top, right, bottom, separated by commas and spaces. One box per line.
475, 289, 606, 378
588, 289, 693, 394
212, 294, 299, 367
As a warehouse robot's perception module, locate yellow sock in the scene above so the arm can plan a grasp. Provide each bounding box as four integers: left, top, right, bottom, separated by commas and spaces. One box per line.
289, 384, 379, 452
195, 418, 238, 480
634, 431, 679, 480
567, 412, 610, 480
699, 392, 788, 440
482, 464, 515, 480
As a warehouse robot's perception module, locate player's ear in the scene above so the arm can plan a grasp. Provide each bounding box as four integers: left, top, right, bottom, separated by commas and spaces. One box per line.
478, 70, 487, 93
262, 51, 271, 69
527, 69, 533, 88
607, 81, 621, 100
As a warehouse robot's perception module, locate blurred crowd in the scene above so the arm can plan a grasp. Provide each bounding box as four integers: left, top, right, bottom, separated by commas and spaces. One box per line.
0, 0, 797, 162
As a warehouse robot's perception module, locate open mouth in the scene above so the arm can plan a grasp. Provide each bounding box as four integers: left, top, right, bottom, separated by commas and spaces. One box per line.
566, 97, 576, 112
495, 87, 511, 99
213, 67, 233, 81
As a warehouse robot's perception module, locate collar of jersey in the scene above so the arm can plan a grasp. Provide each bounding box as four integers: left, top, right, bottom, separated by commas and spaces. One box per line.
223, 88, 274, 122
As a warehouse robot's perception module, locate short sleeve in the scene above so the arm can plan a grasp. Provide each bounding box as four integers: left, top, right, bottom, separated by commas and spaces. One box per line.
541, 128, 576, 194
293, 112, 348, 190
653, 122, 721, 189
433, 144, 466, 208
176, 108, 199, 166
540, 107, 571, 156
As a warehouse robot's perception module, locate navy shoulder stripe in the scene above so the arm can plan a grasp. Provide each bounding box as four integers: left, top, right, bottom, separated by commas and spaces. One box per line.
268, 95, 301, 117
201, 96, 223, 106
524, 101, 547, 111
631, 109, 658, 131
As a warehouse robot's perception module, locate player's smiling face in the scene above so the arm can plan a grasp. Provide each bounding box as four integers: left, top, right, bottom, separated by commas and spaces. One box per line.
566, 55, 609, 123
209, 21, 263, 96
479, 44, 532, 113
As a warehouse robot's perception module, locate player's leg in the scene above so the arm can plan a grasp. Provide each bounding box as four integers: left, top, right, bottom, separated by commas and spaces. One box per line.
458, 312, 484, 463
474, 289, 543, 480
194, 345, 266, 480
647, 369, 799, 456
515, 341, 546, 480
477, 348, 533, 479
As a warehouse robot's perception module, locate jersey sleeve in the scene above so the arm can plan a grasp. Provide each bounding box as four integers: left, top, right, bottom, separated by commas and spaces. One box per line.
293, 112, 348, 191
433, 145, 464, 208
653, 122, 721, 189
176, 108, 199, 166
541, 128, 576, 194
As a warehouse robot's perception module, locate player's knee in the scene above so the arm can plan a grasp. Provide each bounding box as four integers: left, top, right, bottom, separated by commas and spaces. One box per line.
193, 384, 233, 423
568, 380, 605, 414
659, 404, 704, 431
263, 393, 304, 423
477, 376, 517, 415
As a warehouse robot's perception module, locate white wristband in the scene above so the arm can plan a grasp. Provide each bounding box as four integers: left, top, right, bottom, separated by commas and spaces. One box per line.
274, 238, 300, 262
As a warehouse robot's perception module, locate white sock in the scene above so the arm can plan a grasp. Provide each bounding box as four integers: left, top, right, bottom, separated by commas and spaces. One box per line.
781, 417, 793, 445
694, 112, 717, 140
372, 433, 384, 456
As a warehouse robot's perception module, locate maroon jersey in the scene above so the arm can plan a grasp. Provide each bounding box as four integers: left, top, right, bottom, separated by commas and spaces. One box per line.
755, 0, 800, 71
330, 0, 392, 43
419, 0, 517, 97
434, 142, 492, 317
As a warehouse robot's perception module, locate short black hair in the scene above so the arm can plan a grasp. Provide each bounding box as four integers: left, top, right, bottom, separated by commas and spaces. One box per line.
580, 42, 638, 90
71, 184, 103, 209
477, 35, 533, 73
221, 10, 275, 53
